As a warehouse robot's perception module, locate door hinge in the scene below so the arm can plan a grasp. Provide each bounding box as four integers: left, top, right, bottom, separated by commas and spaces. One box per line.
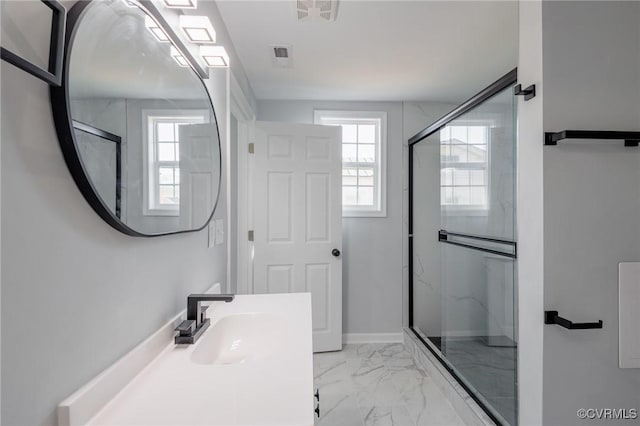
248, 230, 254, 241
248, 143, 255, 154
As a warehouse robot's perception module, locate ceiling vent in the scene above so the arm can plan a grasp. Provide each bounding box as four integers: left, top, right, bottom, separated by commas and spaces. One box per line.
296, 0, 338, 22
270, 45, 293, 68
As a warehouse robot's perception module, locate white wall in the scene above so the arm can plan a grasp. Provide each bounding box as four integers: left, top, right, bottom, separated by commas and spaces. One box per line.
0, 1, 254, 424
541, 2, 640, 424
257, 100, 403, 335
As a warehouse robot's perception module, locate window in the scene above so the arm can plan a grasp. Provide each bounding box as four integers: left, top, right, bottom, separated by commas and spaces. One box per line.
143, 110, 207, 215
314, 110, 387, 217
440, 125, 489, 212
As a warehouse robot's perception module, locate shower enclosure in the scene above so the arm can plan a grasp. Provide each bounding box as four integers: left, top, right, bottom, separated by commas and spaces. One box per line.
409, 69, 518, 425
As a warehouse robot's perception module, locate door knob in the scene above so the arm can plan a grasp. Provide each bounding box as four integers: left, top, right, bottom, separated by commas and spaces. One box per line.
331, 249, 341, 257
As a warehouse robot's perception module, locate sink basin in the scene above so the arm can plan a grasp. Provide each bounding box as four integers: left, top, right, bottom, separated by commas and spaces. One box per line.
190, 313, 287, 365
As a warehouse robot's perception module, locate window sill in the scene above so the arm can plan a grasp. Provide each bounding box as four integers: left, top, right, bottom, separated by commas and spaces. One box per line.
343, 209, 387, 218
441, 207, 489, 217
143, 209, 180, 217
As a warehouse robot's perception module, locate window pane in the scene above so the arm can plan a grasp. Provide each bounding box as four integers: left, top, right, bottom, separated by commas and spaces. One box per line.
440, 144, 451, 160
450, 145, 467, 162
468, 126, 487, 144
343, 144, 357, 162
342, 124, 357, 143
442, 187, 454, 205
440, 127, 451, 141
358, 144, 375, 163
174, 168, 180, 184
470, 169, 485, 185
157, 122, 174, 142
358, 167, 374, 186
343, 167, 357, 185
159, 185, 176, 204
468, 145, 486, 163
159, 167, 174, 184
343, 186, 357, 205
158, 143, 175, 161
441, 168, 453, 186
453, 169, 469, 186
470, 186, 487, 205
173, 185, 180, 202
451, 126, 467, 143
174, 142, 180, 161
453, 187, 470, 205
358, 124, 376, 143
357, 186, 373, 206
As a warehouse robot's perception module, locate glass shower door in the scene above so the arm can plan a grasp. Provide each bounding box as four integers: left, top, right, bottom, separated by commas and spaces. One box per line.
440, 85, 517, 425
410, 80, 518, 425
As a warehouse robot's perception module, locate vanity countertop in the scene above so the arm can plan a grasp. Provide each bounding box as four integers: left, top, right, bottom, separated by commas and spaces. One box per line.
87, 293, 314, 426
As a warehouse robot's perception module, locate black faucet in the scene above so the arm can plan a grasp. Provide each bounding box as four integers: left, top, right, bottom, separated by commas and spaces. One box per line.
174, 294, 235, 344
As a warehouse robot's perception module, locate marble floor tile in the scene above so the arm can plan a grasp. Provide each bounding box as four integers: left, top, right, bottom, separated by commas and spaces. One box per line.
314, 343, 464, 426
361, 405, 414, 426
316, 394, 364, 426
356, 371, 405, 406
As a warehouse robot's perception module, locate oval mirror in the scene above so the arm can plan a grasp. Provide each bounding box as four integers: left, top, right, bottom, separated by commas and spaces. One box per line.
51, 0, 221, 236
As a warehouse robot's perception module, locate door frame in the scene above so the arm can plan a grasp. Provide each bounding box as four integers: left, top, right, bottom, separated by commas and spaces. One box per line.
230, 72, 255, 295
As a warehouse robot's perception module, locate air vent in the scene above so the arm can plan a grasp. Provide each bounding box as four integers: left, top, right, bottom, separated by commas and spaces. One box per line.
270, 45, 293, 68
274, 47, 289, 58
295, 0, 338, 22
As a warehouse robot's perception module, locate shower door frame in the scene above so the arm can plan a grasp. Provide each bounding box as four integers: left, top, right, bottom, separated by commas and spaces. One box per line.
408, 68, 518, 426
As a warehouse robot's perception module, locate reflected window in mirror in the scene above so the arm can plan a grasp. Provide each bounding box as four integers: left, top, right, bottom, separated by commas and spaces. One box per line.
143, 110, 208, 216
440, 125, 490, 212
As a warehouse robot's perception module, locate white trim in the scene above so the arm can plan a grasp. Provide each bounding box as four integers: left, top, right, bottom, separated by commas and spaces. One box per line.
230, 72, 256, 295
224, 70, 231, 294
314, 110, 387, 218
342, 333, 403, 344
58, 283, 221, 426
230, 72, 255, 123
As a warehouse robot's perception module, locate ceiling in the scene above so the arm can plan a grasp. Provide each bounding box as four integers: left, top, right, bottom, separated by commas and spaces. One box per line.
216, 0, 518, 102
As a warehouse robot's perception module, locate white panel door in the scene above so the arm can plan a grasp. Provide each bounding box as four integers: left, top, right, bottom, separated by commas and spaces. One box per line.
253, 121, 342, 352
179, 123, 220, 228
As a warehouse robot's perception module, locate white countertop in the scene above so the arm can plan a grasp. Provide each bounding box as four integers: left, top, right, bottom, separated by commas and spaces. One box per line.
87, 293, 314, 426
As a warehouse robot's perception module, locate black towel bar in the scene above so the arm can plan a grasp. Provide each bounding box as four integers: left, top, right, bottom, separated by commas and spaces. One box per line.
544, 310, 603, 330
544, 130, 640, 147
438, 230, 517, 259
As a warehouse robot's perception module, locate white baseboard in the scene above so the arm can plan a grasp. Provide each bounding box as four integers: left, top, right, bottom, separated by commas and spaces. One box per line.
342, 333, 403, 344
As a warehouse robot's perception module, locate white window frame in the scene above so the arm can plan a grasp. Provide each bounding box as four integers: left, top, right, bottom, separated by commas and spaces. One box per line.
439, 120, 494, 216
142, 109, 208, 216
314, 110, 387, 218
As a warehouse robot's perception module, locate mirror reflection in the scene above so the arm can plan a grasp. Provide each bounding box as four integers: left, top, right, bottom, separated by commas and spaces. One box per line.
67, 0, 220, 235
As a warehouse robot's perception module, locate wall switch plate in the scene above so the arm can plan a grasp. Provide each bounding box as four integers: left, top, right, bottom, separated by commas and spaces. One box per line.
214, 219, 224, 245
208, 221, 216, 248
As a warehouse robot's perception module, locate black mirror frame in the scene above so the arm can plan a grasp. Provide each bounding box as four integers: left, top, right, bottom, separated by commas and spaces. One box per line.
49, 0, 222, 237
1, 0, 66, 86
